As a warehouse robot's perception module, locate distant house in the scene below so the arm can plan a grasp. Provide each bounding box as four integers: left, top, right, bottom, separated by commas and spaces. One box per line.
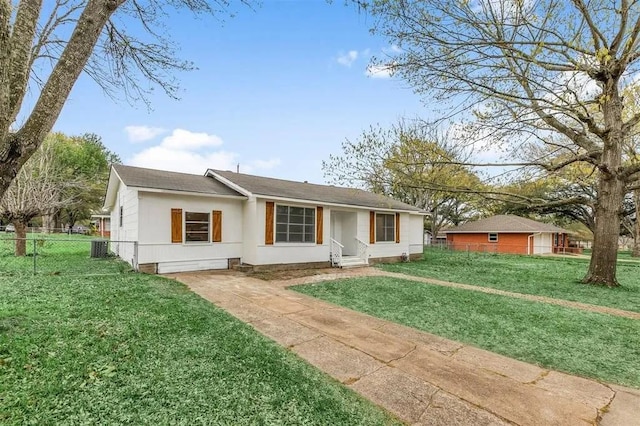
424, 228, 448, 246
444, 215, 575, 255
103, 165, 426, 273
90, 212, 111, 237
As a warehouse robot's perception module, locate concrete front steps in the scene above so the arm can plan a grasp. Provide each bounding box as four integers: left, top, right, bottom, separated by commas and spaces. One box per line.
340, 256, 368, 268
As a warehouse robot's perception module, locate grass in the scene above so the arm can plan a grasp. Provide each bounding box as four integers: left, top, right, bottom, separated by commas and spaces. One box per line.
0, 234, 128, 275
0, 266, 399, 424
292, 276, 640, 389
614, 250, 640, 261
380, 248, 640, 313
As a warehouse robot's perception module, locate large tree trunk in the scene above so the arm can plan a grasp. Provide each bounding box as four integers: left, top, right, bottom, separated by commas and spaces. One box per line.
583, 176, 625, 286
0, 135, 30, 201
42, 210, 62, 233
632, 189, 640, 257
43, 212, 55, 233
0, 1, 122, 201
583, 77, 624, 287
13, 221, 27, 257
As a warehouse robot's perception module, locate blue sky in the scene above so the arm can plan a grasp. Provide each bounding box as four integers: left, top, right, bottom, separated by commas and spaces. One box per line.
53, 0, 429, 184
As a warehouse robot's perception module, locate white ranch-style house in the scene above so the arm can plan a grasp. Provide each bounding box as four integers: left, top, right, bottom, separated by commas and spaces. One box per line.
104, 165, 426, 273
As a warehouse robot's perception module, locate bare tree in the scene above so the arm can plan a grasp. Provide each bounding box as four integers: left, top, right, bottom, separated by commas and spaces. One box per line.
356, 0, 640, 286
0, 138, 73, 255
0, 0, 250, 201
323, 120, 485, 239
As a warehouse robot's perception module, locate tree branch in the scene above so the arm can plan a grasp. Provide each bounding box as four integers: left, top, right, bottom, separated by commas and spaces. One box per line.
17, 0, 123, 157
8, 0, 43, 125
0, 0, 12, 141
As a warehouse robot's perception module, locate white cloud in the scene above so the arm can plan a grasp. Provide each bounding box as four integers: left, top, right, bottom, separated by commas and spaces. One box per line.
336, 50, 359, 67
161, 128, 223, 150
124, 125, 166, 143
127, 128, 281, 176
128, 146, 239, 174
382, 44, 402, 54
365, 63, 394, 79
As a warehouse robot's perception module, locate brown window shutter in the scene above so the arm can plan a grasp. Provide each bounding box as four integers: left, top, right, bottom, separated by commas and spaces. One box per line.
369, 211, 375, 244
395, 212, 401, 243
265, 201, 274, 245
316, 206, 323, 244
212, 210, 222, 242
171, 208, 183, 243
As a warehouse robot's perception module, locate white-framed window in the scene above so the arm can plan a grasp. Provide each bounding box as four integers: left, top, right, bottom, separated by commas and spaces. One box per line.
185, 212, 210, 242
488, 233, 498, 242
376, 213, 395, 242
119, 206, 123, 227
275, 205, 315, 243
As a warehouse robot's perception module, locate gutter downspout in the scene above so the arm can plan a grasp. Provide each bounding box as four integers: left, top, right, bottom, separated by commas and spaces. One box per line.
528, 233, 542, 255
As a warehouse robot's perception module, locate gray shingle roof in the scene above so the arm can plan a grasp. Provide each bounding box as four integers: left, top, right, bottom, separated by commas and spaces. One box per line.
211, 170, 422, 212
445, 215, 568, 234
113, 165, 243, 197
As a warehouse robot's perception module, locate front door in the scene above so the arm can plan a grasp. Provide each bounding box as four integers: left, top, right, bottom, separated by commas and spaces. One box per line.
330, 210, 357, 256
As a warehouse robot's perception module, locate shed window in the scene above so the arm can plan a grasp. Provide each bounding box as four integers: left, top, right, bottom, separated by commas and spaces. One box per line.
275, 205, 315, 243
185, 212, 210, 242
488, 233, 498, 242
376, 213, 395, 242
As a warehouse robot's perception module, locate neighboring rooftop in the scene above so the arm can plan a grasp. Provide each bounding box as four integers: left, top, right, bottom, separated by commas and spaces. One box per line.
445, 215, 568, 234
112, 164, 243, 197
210, 169, 422, 212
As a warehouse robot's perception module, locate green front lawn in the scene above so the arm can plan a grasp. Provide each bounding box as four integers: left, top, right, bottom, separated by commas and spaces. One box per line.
0, 235, 128, 275
292, 276, 640, 389
381, 249, 640, 313
0, 271, 399, 424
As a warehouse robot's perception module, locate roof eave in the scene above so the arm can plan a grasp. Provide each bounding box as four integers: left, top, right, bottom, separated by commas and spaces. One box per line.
206, 170, 253, 197
103, 166, 122, 210
445, 230, 567, 234
252, 194, 421, 212
134, 186, 247, 199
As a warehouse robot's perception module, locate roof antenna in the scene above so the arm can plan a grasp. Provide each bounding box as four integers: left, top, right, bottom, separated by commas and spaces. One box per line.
236, 163, 240, 173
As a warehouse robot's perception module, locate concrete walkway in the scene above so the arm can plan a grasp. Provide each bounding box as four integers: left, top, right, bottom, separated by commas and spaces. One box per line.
171, 269, 640, 426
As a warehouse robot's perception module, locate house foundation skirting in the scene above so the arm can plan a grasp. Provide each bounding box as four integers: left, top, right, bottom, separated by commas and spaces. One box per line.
241, 261, 332, 272
409, 253, 423, 261
139, 254, 422, 275
138, 263, 158, 274
140, 260, 333, 274
368, 253, 422, 264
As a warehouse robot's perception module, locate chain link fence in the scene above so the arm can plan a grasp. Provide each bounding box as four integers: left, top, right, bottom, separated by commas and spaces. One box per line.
0, 235, 137, 276
425, 241, 585, 256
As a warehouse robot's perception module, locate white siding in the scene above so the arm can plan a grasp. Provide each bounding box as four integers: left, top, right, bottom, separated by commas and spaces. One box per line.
252, 198, 330, 265
109, 182, 138, 266
409, 214, 425, 254
355, 211, 419, 260
107, 177, 426, 270
136, 191, 244, 270
242, 197, 258, 265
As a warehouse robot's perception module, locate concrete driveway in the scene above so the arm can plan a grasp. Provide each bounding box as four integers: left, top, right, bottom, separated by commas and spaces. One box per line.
171, 268, 640, 426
